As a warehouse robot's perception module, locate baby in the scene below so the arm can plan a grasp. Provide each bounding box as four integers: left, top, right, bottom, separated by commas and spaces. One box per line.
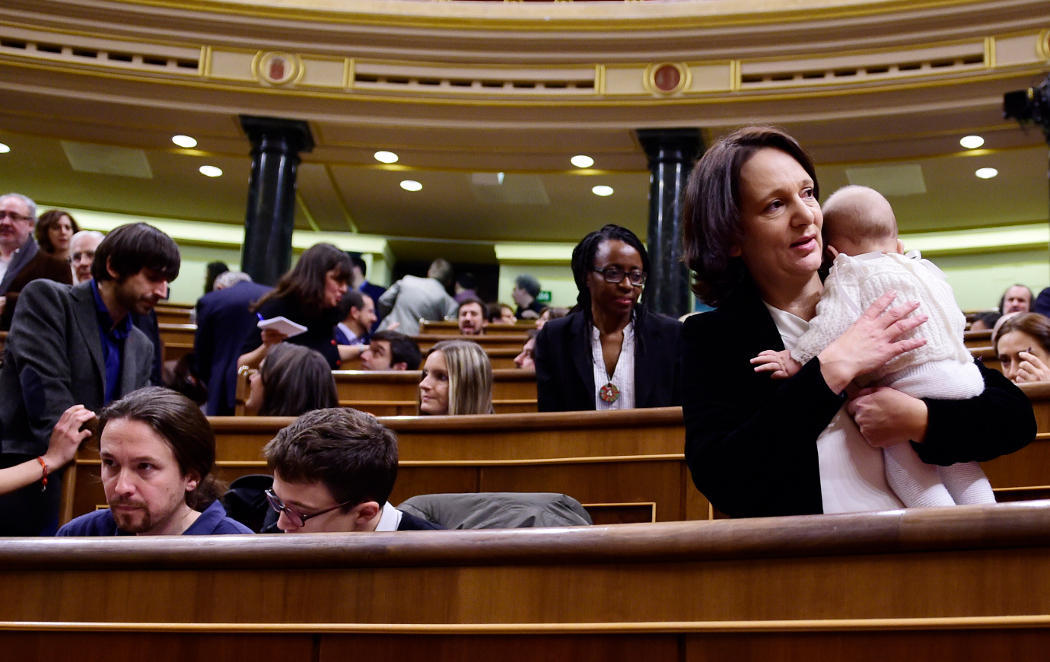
753, 185, 994, 508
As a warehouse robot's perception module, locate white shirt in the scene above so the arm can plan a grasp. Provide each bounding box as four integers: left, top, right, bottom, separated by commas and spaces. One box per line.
590, 321, 635, 410
374, 501, 404, 532
765, 304, 903, 514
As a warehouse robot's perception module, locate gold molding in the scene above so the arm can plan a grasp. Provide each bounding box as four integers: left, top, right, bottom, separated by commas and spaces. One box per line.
1039, 29, 1050, 61
75, 0, 1022, 33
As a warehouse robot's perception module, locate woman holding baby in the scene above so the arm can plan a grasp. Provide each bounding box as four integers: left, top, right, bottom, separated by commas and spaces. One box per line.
680, 126, 1034, 518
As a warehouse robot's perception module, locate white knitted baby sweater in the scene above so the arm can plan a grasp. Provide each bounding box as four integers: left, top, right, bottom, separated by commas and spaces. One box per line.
792, 251, 972, 385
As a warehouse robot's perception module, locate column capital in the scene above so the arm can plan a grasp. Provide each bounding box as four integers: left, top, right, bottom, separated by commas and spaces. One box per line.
239, 115, 315, 154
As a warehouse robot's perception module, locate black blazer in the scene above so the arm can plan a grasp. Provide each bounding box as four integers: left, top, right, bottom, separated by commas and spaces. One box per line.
534, 309, 682, 412
682, 278, 1035, 518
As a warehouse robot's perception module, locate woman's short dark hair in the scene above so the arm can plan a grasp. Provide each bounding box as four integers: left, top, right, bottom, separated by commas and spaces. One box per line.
35, 210, 80, 254
98, 386, 218, 510
682, 126, 818, 306
91, 222, 181, 283
263, 407, 399, 510
253, 243, 351, 312
570, 224, 650, 317
994, 312, 1050, 354
259, 344, 338, 416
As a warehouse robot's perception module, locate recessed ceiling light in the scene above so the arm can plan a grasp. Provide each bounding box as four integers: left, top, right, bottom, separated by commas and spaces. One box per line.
959, 135, 985, 149
199, 165, 223, 178
592, 185, 614, 197
400, 179, 422, 192
172, 134, 198, 149
975, 167, 998, 179
0, 142, 10, 154
571, 154, 595, 168
374, 151, 399, 164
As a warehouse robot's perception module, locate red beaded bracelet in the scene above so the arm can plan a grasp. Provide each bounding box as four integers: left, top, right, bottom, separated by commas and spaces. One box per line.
36, 456, 48, 490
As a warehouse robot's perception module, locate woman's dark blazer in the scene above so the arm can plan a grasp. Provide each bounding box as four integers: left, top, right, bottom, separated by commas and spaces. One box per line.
682, 278, 1036, 519
534, 308, 682, 412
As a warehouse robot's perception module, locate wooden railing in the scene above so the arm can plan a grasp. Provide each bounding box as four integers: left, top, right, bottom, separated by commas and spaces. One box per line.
65, 407, 696, 525
6, 502, 1050, 660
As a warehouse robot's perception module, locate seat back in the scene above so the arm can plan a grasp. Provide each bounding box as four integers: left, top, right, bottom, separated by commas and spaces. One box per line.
399, 492, 592, 529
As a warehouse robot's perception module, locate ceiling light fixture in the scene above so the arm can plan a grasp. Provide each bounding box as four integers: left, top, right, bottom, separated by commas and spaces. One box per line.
959, 135, 985, 149
199, 165, 223, 177
975, 167, 998, 179
0, 142, 10, 154
172, 135, 198, 149
592, 185, 614, 197
571, 155, 595, 168
374, 151, 399, 164
400, 179, 422, 192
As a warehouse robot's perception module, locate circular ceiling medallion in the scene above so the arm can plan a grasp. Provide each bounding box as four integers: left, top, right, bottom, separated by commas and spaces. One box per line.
645, 62, 689, 95
254, 51, 303, 87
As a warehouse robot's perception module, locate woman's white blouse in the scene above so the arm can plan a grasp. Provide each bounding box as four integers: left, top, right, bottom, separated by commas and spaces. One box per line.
590, 321, 635, 411
765, 304, 904, 514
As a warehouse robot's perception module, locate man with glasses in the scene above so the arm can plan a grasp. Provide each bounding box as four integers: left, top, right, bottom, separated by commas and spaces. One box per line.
0, 223, 181, 535
262, 408, 442, 532
0, 193, 42, 298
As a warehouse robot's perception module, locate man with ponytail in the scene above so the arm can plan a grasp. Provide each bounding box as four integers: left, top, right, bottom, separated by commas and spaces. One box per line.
57, 387, 251, 536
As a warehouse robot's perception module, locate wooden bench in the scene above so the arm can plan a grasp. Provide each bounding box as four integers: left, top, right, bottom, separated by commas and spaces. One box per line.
413, 333, 528, 354
8, 502, 1050, 661
154, 303, 194, 326
65, 407, 699, 525
235, 367, 538, 417
421, 320, 533, 335
158, 322, 196, 362
964, 328, 992, 349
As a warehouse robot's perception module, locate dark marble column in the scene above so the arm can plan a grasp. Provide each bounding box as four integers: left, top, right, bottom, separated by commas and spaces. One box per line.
637, 128, 702, 318
239, 115, 314, 286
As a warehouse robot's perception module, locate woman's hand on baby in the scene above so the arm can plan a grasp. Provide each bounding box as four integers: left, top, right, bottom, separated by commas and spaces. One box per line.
847, 386, 929, 448
1013, 350, 1050, 383
817, 291, 927, 393
750, 349, 801, 379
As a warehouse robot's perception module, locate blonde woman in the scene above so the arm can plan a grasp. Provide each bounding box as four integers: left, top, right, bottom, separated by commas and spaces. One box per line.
418, 340, 493, 415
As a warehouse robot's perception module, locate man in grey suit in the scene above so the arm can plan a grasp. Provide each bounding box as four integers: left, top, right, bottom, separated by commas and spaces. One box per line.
376, 258, 458, 337
0, 222, 180, 535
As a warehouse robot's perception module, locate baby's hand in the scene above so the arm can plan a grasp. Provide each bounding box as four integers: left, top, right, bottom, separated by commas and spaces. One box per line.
750, 349, 802, 379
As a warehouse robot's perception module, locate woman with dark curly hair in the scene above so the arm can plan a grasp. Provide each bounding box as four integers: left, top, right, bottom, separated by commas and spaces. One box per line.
533, 224, 681, 412
680, 125, 1033, 518
238, 243, 351, 371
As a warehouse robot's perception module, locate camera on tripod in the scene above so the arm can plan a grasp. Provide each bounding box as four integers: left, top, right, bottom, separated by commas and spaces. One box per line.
1004, 74, 1050, 139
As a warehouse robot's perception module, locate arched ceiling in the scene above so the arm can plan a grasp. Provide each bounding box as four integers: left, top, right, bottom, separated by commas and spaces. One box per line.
0, 0, 1047, 263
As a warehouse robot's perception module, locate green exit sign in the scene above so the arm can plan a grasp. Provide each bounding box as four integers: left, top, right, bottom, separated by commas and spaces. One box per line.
537, 290, 551, 303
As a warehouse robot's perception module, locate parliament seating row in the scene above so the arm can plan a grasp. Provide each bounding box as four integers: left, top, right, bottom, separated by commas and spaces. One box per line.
8, 501, 1050, 660
235, 368, 539, 416
63, 383, 1050, 527
421, 319, 534, 335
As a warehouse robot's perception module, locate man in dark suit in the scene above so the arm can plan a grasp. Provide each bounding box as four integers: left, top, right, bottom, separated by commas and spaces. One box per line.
262, 408, 442, 532
348, 253, 386, 334
0, 193, 43, 300
0, 222, 181, 535
194, 271, 272, 416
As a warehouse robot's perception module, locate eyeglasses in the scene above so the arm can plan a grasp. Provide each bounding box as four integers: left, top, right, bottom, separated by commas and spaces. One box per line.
593, 266, 647, 286
264, 488, 353, 528
0, 211, 30, 222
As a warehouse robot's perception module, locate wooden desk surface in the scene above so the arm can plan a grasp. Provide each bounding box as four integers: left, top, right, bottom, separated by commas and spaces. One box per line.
5, 502, 1050, 661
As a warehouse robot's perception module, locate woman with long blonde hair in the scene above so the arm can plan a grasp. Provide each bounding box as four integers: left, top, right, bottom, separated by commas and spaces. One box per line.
418, 340, 493, 415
